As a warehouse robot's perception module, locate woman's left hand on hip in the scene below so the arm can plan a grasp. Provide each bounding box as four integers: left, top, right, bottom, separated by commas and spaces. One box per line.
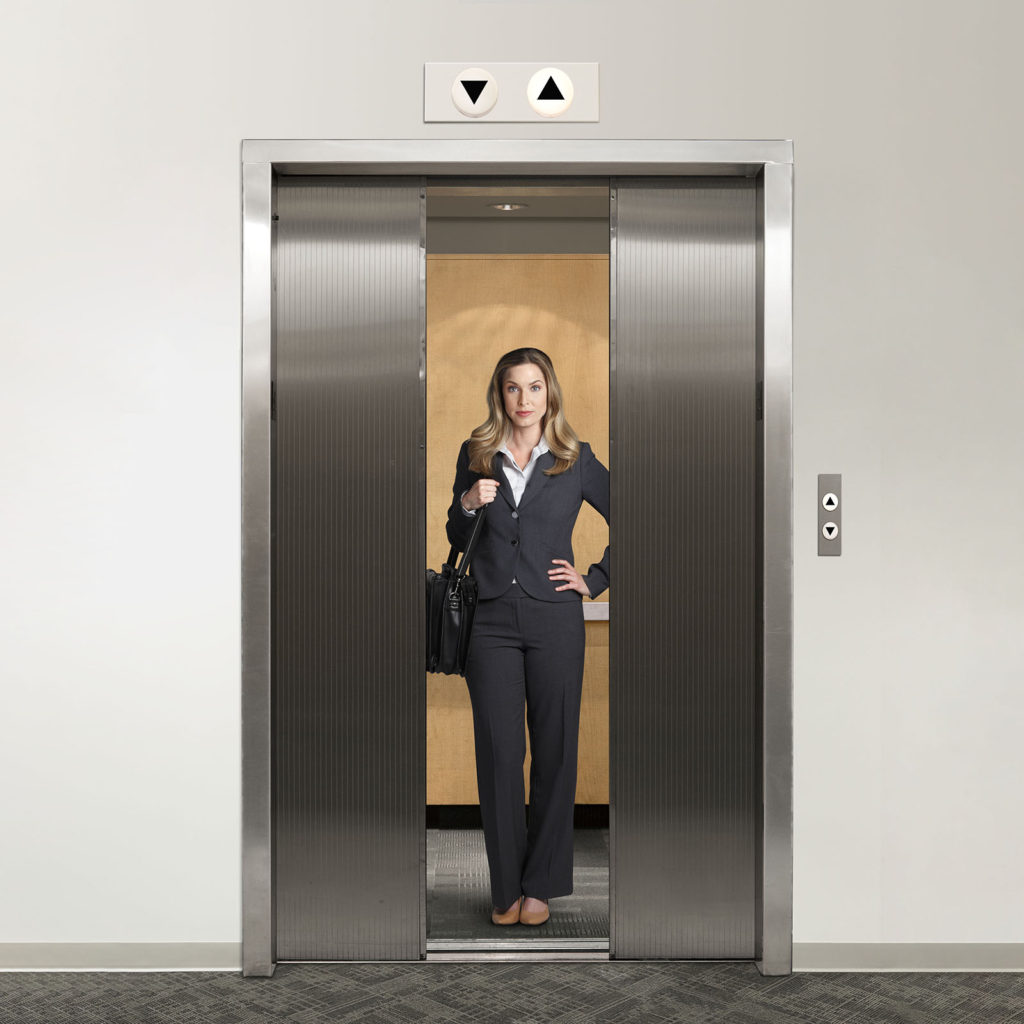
548, 558, 591, 597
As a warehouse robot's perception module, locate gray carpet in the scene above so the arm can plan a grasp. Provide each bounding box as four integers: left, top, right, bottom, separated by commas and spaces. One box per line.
2, 963, 1023, 1023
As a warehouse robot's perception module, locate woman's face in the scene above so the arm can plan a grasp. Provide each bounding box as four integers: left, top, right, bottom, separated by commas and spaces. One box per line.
501, 362, 548, 430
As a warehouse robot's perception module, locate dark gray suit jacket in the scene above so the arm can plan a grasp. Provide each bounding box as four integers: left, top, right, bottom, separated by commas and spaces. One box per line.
446, 439, 610, 602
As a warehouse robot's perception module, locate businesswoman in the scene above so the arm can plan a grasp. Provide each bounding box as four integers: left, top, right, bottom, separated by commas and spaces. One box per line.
446, 347, 609, 927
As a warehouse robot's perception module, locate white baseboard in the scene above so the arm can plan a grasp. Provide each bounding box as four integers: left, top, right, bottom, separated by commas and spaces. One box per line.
0, 943, 241, 971
3, 942, 1021, 972
794, 943, 1024, 972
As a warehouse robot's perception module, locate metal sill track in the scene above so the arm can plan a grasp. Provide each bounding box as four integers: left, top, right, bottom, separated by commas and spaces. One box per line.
427, 937, 609, 961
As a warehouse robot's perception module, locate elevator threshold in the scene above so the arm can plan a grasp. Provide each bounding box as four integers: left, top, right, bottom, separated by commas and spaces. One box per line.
427, 937, 609, 960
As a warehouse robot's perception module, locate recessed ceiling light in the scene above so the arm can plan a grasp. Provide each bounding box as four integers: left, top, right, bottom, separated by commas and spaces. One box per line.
489, 202, 528, 211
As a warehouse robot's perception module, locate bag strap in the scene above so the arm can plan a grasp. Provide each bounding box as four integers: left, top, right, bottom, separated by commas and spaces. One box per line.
448, 501, 489, 578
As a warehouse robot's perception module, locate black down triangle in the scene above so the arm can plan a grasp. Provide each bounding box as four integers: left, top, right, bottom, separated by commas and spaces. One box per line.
461, 80, 487, 104
537, 76, 564, 101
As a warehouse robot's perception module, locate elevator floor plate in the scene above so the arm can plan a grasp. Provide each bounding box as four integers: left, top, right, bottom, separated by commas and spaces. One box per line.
427, 828, 609, 944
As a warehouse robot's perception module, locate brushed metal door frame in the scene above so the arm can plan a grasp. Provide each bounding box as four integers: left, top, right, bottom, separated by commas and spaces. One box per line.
241, 140, 793, 977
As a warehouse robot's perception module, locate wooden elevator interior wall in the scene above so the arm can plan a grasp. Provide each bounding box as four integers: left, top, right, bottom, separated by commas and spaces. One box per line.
426, 253, 610, 805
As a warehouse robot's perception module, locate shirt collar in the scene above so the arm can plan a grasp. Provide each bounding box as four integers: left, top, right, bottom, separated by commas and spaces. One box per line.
498, 435, 549, 468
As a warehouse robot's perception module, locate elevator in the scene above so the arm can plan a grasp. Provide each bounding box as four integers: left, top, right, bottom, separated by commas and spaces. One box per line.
241, 140, 793, 976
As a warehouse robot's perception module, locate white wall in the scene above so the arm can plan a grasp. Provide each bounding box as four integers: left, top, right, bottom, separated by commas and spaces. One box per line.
1, 0, 1021, 948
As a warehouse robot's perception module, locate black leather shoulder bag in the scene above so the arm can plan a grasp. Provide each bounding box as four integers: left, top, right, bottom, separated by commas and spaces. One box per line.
426, 503, 488, 676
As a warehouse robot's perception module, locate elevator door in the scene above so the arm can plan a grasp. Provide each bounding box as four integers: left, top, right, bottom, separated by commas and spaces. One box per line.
272, 175, 759, 962
610, 178, 759, 958
273, 177, 426, 960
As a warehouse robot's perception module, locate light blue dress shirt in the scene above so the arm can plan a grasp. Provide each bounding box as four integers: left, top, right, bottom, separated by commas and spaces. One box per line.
460, 437, 550, 584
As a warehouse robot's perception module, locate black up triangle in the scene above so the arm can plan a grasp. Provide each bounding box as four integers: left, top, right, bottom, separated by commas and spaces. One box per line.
461, 80, 487, 104
537, 76, 563, 101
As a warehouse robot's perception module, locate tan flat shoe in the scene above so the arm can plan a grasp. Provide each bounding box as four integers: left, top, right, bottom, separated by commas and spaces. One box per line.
519, 897, 549, 925
491, 895, 523, 925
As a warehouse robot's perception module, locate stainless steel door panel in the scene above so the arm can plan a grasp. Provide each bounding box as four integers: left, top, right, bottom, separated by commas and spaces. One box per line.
273, 177, 425, 960
611, 178, 759, 958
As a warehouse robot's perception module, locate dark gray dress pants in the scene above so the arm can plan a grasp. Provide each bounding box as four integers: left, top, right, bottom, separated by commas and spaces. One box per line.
464, 581, 586, 909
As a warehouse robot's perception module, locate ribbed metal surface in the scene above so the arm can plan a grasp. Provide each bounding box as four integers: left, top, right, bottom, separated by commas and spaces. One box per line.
273, 177, 425, 960
610, 179, 758, 958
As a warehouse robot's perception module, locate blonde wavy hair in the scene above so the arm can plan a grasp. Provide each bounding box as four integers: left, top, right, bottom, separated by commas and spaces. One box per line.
467, 348, 580, 477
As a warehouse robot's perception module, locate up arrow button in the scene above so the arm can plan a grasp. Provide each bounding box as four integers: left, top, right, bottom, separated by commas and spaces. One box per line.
822, 492, 838, 511
528, 66, 574, 117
